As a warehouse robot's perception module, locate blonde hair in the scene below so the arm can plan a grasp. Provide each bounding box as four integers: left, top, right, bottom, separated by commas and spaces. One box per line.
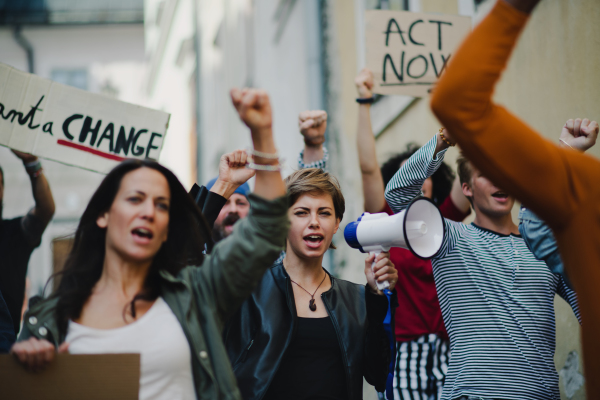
285, 168, 345, 249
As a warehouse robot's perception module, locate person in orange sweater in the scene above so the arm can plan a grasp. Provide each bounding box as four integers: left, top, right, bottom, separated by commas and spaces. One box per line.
430, 0, 600, 397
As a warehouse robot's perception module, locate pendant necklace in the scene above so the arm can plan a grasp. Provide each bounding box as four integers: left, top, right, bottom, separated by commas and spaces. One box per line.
290, 272, 327, 312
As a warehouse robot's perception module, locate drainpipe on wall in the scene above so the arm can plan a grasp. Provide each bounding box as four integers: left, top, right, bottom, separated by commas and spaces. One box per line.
192, 0, 203, 184
13, 25, 34, 74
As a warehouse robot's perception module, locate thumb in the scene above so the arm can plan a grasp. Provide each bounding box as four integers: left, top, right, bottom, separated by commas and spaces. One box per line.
58, 342, 70, 353
299, 119, 315, 131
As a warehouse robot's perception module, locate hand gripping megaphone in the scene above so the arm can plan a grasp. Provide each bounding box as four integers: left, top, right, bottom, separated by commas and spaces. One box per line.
344, 197, 445, 290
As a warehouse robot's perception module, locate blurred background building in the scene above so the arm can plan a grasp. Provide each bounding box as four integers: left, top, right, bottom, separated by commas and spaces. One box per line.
2, 0, 598, 398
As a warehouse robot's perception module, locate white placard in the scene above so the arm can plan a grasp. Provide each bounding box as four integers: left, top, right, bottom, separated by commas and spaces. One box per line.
0, 63, 170, 174
366, 10, 471, 97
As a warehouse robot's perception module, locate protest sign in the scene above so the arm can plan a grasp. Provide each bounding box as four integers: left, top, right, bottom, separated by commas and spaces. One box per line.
0, 62, 170, 174
365, 10, 471, 97
0, 353, 140, 399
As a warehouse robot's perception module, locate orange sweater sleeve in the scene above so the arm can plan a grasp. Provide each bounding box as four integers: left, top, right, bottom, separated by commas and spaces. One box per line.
430, 0, 600, 230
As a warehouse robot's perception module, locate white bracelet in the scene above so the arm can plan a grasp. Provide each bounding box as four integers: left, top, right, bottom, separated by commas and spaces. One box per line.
246, 162, 282, 172
559, 138, 575, 150
246, 148, 280, 159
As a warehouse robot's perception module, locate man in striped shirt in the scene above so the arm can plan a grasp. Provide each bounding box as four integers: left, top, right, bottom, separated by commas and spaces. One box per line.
385, 131, 579, 400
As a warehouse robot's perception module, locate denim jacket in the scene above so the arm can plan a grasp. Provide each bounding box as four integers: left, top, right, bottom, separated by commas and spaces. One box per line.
18, 194, 290, 400
518, 206, 572, 289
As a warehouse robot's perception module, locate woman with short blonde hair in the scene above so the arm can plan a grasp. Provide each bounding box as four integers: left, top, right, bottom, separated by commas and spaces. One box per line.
225, 167, 398, 400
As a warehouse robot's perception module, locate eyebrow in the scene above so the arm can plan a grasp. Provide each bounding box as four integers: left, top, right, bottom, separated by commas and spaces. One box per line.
132, 190, 170, 202
293, 206, 333, 211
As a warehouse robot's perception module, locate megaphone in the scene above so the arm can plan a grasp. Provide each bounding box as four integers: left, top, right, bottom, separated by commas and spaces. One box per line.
344, 197, 445, 290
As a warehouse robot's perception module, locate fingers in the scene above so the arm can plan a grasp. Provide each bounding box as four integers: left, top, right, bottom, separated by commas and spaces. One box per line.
299, 119, 315, 131
58, 342, 70, 353
573, 118, 582, 137
226, 150, 247, 168
299, 110, 327, 126
11, 338, 56, 371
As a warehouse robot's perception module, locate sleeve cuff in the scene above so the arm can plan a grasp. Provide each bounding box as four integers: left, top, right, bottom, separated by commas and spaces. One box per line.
365, 286, 393, 324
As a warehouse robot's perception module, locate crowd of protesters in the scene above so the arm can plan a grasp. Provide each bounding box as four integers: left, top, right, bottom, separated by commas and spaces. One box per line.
1, 0, 599, 399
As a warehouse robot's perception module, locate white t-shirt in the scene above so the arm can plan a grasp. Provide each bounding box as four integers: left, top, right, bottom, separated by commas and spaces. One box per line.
66, 297, 195, 400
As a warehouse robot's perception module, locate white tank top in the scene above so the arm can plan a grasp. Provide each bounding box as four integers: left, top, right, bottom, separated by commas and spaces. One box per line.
66, 297, 195, 400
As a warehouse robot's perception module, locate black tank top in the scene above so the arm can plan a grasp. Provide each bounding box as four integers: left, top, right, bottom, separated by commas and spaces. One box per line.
263, 317, 347, 400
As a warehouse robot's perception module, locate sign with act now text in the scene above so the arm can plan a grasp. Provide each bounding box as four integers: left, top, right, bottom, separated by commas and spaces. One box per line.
366, 10, 471, 97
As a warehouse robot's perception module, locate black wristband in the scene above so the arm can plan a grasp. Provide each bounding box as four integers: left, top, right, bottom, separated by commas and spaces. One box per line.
356, 97, 375, 104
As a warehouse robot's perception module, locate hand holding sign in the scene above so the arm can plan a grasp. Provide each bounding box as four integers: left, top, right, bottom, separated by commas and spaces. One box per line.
10, 338, 69, 372
366, 10, 471, 97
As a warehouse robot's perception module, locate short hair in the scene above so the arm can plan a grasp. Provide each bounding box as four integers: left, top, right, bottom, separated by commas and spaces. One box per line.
456, 154, 474, 186
285, 168, 345, 250
381, 143, 455, 206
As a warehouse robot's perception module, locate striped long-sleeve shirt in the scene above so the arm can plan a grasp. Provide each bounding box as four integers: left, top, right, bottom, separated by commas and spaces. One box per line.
384, 136, 580, 400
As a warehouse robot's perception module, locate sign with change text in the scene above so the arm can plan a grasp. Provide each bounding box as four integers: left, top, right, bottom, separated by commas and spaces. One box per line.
366, 10, 471, 97
0, 63, 170, 174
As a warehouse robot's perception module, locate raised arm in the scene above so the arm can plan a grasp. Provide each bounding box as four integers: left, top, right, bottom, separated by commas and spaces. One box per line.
298, 110, 328, 169
11, 150, 55, 241
355, 68, 386, 213
385, 135, 467, 259
195, 88, 289, 322
430, 0, 600, 230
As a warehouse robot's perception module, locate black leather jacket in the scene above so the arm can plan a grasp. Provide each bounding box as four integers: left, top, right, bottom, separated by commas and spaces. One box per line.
224, 262, 397, 400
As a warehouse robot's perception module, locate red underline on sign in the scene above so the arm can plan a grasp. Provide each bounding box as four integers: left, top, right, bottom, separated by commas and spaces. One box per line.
57, 140, 126, 162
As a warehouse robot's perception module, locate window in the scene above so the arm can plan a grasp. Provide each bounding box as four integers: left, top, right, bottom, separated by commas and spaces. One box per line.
51, 68, 88, 90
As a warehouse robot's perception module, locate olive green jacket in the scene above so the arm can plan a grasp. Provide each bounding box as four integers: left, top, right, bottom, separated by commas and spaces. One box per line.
18, 194, 290, 400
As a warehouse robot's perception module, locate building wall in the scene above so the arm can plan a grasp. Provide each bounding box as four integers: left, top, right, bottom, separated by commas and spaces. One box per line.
371, 0, 596, 398
0, 23, 146, 297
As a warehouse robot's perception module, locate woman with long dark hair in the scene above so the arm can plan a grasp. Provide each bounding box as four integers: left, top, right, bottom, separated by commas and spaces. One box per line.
11, 88, 289, 400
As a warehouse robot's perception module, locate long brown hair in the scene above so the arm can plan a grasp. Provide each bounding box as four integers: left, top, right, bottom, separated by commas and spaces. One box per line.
50, 159, 209, 339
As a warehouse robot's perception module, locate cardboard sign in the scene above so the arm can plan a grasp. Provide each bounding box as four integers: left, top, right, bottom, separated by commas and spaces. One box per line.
0, 63, 170, 174
0, 353, 140, 399
366, 10, 471, 97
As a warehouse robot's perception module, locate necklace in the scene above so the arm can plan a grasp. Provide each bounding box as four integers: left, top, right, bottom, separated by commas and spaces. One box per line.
290, 272, 327, 312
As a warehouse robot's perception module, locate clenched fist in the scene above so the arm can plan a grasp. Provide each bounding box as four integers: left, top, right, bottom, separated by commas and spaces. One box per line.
560, 118, 599, 152
298, 110, 327, 147
230, 88, 273, 133
355, 68, 374, 99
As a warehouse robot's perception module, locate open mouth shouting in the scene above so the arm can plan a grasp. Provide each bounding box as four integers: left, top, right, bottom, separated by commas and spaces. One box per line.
132, 227, 154, 244
491, 191, 509, 203
303, 234, 325, 249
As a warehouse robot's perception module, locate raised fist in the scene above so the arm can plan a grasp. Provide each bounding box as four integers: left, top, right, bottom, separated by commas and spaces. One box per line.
218, 149, 255, 188
560, 118, 599, 152
230, 88, 272, 132
355, 68, 374, 99
298, 110, 327, 147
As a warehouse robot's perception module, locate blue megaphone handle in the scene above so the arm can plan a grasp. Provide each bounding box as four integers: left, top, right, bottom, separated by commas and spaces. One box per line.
383, 288, 395, 400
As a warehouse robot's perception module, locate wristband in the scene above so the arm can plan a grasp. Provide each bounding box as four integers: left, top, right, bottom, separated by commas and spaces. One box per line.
438, 128, 455, 147
356, 97, 375, 104
25, 160, 42, 175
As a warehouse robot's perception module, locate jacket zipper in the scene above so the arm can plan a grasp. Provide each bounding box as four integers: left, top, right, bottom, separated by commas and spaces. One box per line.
322, 291, 353, 398
258, 276, 297, 400
239, 339, 254, 363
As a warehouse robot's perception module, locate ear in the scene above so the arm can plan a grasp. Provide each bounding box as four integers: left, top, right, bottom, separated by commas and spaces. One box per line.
461, 182, 473, 199
96, 212, 108, 228
333, 217, 341, 234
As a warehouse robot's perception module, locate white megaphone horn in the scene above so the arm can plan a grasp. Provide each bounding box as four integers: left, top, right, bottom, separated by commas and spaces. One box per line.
344, 197, 445, 290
